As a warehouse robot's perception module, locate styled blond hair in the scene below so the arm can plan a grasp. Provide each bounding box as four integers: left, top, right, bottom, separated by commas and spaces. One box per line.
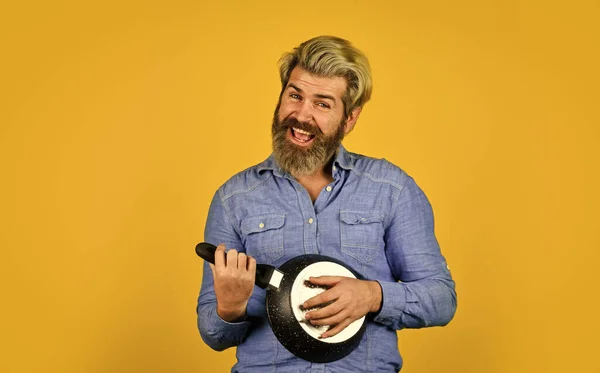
278, 36, 373, 117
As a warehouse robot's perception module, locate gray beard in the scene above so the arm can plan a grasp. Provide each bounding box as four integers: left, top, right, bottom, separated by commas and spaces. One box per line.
271, 115, 345, 177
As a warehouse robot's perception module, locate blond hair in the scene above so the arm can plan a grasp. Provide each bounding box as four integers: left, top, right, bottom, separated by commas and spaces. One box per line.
278, 36, 373, 117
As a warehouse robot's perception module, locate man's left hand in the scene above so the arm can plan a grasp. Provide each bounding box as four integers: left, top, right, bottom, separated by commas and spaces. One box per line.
302, 276, 382, 339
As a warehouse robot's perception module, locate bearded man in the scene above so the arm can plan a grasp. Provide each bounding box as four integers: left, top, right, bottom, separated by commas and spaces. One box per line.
197, 36, 457, 372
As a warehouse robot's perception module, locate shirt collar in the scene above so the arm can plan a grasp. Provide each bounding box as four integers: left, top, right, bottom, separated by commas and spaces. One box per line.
257, 144, 355, 176
256, 153, 280, 175
333, 144, 354, 171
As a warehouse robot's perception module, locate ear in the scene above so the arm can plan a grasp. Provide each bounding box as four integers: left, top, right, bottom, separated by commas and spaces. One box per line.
343, 107, 362, 135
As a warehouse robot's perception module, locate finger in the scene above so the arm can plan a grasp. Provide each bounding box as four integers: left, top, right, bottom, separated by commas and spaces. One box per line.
226, 248, 239, 269
237, 252, 247, 271
246, 256, 256, 274
214, 244, 226, 270
320, 317, 353, 339
309, 276, 343, 286
305, 301, 344, 322
303, 288, 338, 310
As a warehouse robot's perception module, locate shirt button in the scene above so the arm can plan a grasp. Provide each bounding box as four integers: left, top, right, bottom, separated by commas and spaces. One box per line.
326, 186, 332, 192
308, 218, 314, 224
258, 223, 265, 229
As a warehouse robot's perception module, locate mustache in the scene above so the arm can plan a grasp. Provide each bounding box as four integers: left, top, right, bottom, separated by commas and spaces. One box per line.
280, 117, 323, 136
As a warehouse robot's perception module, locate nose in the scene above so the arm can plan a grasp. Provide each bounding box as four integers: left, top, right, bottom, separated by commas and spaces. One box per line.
296, 100, 313, 124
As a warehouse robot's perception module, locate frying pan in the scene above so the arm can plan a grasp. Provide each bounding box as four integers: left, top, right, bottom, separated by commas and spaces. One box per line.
196, 242, 367, 363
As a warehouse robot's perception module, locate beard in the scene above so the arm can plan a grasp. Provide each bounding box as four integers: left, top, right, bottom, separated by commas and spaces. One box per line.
271, 111, 345, 177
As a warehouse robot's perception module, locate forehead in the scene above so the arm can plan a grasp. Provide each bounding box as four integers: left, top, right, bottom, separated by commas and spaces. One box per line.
286, 67, 347, 99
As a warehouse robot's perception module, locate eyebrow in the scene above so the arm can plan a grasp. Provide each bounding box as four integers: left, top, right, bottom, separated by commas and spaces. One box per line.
288, 83, 337, 105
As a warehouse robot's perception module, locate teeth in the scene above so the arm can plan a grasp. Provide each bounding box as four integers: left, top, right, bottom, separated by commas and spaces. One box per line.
293, 127, 313, 136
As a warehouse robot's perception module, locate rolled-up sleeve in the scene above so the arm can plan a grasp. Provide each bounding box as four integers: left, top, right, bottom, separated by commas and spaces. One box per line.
373, 176, 457, 329
196, 189, 252, 350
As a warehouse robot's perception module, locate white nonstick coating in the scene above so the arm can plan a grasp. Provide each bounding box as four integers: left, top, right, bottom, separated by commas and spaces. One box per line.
291, 261, 366, 343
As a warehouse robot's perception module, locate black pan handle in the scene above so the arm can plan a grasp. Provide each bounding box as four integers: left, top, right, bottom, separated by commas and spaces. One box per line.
195, 242, 219, 263
195, 242, 275, 289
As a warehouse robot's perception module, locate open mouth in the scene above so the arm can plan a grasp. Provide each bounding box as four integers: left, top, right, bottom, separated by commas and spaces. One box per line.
290, 127, 316, 145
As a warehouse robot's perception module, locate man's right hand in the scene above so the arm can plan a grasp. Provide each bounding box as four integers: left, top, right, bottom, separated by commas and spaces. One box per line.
209, 244, 256, 322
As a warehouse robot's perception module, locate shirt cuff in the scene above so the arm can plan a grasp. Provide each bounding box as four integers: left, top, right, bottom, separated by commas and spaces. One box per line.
203, 306, 252, 339
372, 281, 407, 325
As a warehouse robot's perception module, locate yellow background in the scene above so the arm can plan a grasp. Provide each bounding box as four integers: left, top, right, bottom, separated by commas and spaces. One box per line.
1, 0, 598, 372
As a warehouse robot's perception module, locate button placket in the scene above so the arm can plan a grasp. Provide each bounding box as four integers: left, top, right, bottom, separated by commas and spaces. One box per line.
290, 179, 319, 255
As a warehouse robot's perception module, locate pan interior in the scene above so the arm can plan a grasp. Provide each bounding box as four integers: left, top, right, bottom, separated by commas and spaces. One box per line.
290, 261, 366, 344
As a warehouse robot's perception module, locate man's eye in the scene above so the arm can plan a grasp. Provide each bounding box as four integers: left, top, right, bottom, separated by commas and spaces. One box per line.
290, 94, 301, 100
317, 102, 330, 109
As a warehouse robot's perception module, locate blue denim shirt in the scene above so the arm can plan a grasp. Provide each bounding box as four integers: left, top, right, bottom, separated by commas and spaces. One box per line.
197, 145, 457, 372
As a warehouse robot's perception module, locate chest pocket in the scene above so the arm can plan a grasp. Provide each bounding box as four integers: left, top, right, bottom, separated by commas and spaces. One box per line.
340, 211, 384, 263
241, 214, 285, 264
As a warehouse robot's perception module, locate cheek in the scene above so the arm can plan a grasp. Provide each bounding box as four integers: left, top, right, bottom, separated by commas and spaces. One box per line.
316, 116, 342, 136
277, 103, 294, 121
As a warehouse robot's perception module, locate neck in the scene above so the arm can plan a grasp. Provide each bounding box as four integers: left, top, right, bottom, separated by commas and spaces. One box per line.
293, 159, 335, 202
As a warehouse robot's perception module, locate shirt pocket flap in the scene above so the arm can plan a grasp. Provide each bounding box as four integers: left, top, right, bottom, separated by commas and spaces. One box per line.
241, 214, 285, 235
340, 211, 384, 225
